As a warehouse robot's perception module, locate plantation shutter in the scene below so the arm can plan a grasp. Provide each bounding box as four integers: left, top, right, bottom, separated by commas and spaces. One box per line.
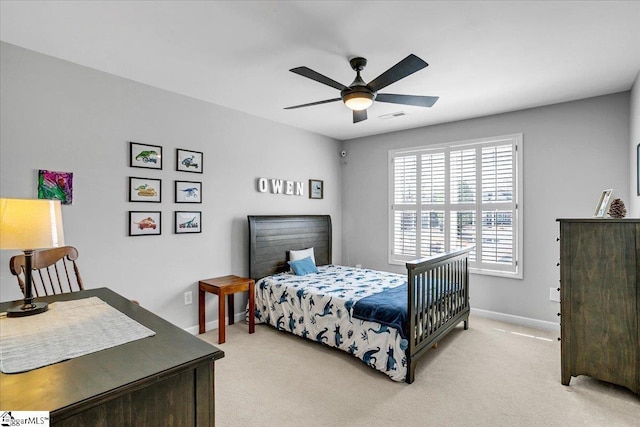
389, 134, 521, 278
478, 143, 516, 270
419, 151, 446, 257
392, 154, 418, 258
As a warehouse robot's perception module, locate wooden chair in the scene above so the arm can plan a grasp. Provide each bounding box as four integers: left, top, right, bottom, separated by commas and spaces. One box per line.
10, 246, 84, 297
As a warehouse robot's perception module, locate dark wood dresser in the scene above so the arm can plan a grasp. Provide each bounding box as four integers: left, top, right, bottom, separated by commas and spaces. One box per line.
0, 288, 225, 426
557, 219, 639, 394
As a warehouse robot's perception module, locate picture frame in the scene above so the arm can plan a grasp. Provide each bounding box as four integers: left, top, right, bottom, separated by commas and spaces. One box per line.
176, 148, 203, 173
175, 181, 202, 203
38, 169, 73, 205
309, 179, 324, 199
593, 189, 613, 218
129, 177, 161, 202
175, 211, 202, 234
129, 211, 161, 236
130, 142, 162, 170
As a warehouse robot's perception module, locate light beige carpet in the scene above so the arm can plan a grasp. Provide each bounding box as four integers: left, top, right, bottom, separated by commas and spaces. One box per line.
200, 315, 639, 427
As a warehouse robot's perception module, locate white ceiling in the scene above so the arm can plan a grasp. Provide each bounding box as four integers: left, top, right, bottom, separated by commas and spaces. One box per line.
1, 1, 639, 141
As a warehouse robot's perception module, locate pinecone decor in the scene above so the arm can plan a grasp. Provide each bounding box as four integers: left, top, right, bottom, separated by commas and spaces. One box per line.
608, 198, 627, 218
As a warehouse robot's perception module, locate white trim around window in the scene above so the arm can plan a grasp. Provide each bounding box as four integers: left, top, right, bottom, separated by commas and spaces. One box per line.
389, 133, 523, 279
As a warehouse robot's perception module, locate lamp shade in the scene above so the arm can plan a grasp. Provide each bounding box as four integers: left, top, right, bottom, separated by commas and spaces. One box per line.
0, 198, 65, 250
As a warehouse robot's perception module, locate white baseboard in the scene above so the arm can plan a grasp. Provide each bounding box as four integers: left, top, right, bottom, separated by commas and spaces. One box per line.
471, 308, 560, 332
184, 312, 245, 335
185, 309, 560, 334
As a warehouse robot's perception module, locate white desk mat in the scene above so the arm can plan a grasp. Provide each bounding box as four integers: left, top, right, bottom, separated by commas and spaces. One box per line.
1, 296, 155, 374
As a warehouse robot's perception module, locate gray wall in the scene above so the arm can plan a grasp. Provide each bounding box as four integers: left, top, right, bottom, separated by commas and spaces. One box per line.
342, 92, 631, 326
0, 42, 343, 330
2, 41, 635, 331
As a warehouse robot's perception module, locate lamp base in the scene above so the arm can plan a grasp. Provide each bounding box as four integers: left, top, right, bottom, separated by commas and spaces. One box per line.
6, 301, 49, 318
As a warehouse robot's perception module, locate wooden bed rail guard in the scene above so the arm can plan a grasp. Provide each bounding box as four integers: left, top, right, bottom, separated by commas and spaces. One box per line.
405, 246, 473, 383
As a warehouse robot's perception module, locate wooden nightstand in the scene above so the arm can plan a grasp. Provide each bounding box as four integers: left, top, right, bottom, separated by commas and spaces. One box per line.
199, 275, 255, 344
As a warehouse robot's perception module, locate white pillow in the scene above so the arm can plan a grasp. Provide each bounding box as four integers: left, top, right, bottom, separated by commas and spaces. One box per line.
289, 247, 316, 265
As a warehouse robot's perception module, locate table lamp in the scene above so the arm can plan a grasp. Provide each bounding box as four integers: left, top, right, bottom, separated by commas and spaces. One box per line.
0, 198, 65, 317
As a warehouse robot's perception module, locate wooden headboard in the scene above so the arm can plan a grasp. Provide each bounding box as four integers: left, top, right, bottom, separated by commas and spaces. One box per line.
248, 215, 332, 280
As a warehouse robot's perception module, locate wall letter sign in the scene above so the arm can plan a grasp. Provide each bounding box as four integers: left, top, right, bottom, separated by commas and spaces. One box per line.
256, 177, 304, 196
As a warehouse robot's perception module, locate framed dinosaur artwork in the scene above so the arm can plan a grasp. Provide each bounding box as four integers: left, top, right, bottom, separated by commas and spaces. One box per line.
130, 141, 162, 170
175, 211, 201, 234
175, 181, 202, 203
176, 148, 203, 173
129, 211, 161, 236
129, 177, 161, 203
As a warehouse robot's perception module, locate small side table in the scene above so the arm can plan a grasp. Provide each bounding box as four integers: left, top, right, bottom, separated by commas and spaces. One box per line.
199, 275, 255, 344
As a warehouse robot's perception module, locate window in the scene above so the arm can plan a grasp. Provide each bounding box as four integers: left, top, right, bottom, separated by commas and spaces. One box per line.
389, 134, 522, 278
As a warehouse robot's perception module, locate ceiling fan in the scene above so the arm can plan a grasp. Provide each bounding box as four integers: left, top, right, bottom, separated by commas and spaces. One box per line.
285, 54, 438, 123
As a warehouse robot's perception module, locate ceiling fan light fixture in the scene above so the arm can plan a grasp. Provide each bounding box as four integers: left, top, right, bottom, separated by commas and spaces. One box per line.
286, 54, 434, 123
343, 91, 374, 111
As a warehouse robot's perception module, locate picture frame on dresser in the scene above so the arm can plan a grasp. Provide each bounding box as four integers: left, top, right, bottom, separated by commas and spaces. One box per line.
175, 211, 201, 234
175, 181, 202, 203
129, 177, 161, 202
129, 142, 162, 170
593, 189, 612, 217
176, 148, 203, 173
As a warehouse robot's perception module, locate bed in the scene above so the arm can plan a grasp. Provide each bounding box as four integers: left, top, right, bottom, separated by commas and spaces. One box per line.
248, 215, 471, 383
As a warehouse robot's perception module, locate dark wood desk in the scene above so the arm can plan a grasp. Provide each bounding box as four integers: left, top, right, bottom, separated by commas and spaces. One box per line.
0, 288, 225, 426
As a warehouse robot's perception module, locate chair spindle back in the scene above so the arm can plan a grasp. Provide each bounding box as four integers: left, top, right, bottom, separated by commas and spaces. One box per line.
9, 246, 84, 297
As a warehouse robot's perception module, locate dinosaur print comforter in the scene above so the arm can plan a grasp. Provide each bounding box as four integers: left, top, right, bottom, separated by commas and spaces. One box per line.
253, 265, 409, 382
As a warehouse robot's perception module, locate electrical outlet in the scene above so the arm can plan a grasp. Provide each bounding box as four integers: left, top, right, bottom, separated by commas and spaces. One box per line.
549, 287, 560, 302
184, 291, 193, 305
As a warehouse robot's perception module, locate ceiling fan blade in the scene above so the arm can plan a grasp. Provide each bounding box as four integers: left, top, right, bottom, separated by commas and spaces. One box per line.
366, 54, 428, 93
353, 109, 367, 123
284, 98, 341, 110
376, 93, 439, 107
290, 67, 349, 91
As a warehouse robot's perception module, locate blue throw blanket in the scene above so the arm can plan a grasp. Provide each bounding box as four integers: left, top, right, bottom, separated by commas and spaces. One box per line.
353, 283, 408, 339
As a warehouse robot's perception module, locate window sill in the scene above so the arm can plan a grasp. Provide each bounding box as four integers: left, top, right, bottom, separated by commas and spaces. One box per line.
470, 267, 523, 280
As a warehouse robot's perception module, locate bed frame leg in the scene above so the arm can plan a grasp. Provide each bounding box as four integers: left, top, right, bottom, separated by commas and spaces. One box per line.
406, 361, 415, 384
464, 318, 469, 330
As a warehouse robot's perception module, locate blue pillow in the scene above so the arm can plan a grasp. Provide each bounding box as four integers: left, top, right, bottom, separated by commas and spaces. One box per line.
288, 256, 318, 276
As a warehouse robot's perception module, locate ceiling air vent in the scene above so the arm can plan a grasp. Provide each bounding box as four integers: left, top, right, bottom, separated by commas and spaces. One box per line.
378, 111, 406, 120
